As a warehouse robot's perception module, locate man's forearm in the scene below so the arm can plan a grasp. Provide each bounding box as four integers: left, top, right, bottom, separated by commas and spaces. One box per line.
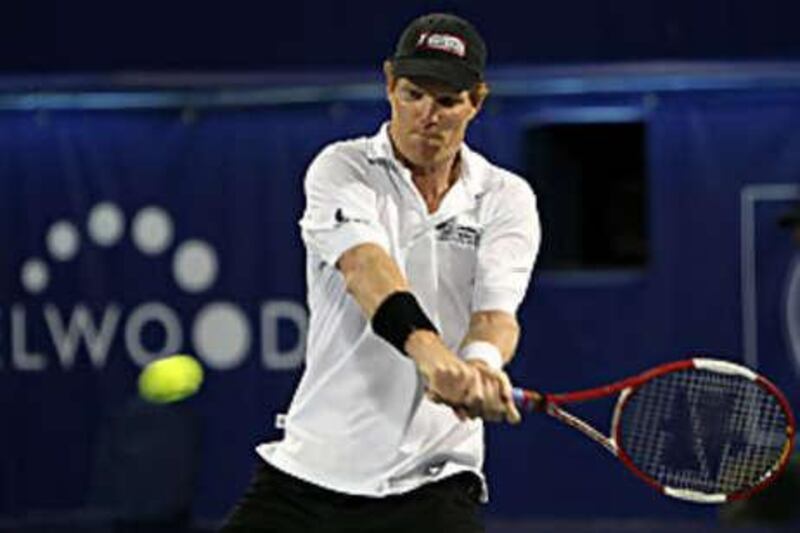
337, 243, 446, 358
337, 243, 409, 318
459, 310, 520, 365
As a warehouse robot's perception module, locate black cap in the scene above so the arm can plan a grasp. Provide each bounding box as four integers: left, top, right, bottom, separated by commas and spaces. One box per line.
391, 13, 487, 92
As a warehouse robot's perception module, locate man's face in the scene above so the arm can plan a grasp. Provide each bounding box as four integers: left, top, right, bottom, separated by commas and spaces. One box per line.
387, 75, 483, 168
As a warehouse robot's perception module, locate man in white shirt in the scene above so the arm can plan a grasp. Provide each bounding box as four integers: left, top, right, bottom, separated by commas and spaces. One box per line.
223, 12, 540, 533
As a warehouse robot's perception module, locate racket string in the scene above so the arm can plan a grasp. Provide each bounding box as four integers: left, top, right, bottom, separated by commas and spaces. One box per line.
618, 369, 789, 495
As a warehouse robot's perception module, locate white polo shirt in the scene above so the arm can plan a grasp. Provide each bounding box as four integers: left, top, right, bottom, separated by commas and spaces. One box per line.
257, 123, 540, 501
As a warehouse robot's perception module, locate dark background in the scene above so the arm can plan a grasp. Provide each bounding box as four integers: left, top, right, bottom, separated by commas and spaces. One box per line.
2, 1, 800, 72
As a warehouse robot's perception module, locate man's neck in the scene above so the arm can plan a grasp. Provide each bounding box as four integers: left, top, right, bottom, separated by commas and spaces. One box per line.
409, 156, 460, 213
389, 135, 461, 213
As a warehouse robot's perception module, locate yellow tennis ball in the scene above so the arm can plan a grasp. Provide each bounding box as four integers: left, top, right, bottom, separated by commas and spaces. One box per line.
138, 354, 204, 404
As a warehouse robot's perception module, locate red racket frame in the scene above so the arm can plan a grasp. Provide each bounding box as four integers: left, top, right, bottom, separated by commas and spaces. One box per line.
514, 358, 797, 503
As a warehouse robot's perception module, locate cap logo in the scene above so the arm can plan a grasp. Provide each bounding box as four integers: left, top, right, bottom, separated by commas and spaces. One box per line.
416, 32, 466, 58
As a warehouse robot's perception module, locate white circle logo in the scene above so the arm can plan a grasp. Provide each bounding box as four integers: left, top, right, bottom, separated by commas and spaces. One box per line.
21, 258, 50, 294
132, 206, 174, 255
192, 303, 252, 369
88, 202, 125, 246
173, 240, 218, 293
12, 200, 292, 373
47, 221, 80, 261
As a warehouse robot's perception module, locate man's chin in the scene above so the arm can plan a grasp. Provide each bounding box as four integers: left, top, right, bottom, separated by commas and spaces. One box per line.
407, 151, 448, 168
411, 142, 450, 160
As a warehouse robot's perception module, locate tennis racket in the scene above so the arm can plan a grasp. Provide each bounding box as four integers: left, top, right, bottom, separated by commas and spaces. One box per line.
512, 358, 796, 504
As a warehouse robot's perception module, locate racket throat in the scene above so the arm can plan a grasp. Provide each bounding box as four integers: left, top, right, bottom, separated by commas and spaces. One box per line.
548, 404, 619, 456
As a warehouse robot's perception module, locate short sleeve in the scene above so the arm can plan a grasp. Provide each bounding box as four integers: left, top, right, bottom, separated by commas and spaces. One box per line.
298, 147, 391, 265
472, 177, 540, 314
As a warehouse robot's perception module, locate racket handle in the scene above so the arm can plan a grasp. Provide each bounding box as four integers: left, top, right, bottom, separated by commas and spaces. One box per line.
512, 387, 543, 413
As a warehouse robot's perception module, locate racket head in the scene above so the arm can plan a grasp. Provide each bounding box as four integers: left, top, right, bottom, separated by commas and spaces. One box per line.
611, 358, 796, 503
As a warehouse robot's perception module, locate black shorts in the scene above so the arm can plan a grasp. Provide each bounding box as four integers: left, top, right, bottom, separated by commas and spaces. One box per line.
221, 461, 485, 533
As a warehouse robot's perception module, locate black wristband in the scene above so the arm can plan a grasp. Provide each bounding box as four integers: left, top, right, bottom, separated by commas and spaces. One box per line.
371, 291, 438, 355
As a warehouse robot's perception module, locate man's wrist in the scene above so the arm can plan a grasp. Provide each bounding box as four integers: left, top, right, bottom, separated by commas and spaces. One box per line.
460, 341, 503, 371
371, 291, 438, 356
405, 330, 446, 377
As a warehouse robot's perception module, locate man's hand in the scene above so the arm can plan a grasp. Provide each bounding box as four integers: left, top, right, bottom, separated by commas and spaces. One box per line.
407, 330, 521, 424
454, 310, 523, 423
406, 330, 481, 416
463, 360, 521, 424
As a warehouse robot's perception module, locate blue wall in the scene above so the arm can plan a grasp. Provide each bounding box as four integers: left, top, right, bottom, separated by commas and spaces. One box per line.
1, 68, 800, 524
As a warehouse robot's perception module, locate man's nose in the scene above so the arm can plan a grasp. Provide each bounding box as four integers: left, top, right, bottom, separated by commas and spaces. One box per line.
420, 96, 441, 123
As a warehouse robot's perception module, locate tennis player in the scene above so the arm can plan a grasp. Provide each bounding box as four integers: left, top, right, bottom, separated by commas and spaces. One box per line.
222, 13, 540, 533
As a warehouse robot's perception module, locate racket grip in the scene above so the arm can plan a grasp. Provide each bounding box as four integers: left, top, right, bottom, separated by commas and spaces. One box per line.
512, 387, 543, 413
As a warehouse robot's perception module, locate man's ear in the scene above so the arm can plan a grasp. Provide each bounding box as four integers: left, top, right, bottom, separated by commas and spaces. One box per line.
383, 60, 397, 96
469, 82, 490, 113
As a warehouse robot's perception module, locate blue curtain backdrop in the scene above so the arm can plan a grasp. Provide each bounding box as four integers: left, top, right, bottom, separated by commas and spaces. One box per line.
1, 80, 799, 522
4, 1, 800, 70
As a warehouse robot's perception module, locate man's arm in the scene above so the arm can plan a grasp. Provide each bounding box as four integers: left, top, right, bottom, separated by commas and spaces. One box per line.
338, 242, 496, 418
461, 310, 520, 365
336, 242, 409, 317
453, 310, 522, 424
459, 177, 540, 424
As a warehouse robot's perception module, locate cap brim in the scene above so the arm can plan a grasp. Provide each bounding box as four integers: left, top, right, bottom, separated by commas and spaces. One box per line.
392, 57, 480, 92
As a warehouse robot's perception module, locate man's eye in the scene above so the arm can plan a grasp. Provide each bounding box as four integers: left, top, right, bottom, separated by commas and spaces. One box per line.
404, 89, 423, 100
437, 96, 460, 107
